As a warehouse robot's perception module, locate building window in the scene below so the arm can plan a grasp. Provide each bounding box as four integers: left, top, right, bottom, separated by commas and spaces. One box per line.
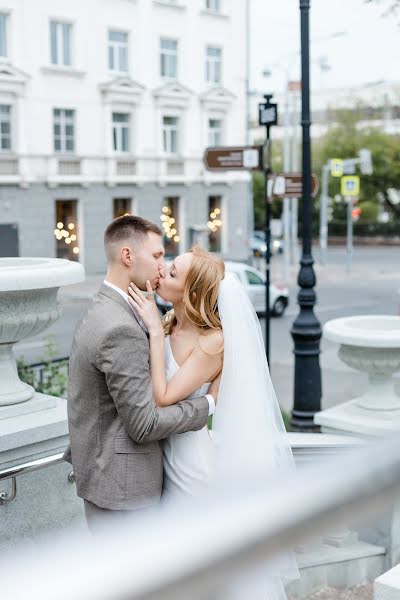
0, 105, 11, 151
108, 30, 128, 73
162, 116, 178, 154
206, 46, 222, 84
206, 0, 220, 12
112, 112, 130, 153
160, 38, 177, 79
208, 118, 222, 147
54, 200, 79, 261
113, 198, 132, 218
54, 109, 75, 153
0, 13, 7, 57
208, 196, 222, 252
160, 197, 180, 256
50, 21, 72, 66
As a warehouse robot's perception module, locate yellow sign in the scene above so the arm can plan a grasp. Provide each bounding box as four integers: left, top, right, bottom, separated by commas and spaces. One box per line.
330, 158, 344, 177
341, 175, 360, 197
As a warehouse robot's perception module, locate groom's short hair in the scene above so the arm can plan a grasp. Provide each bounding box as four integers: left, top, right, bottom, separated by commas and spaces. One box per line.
104, 215, 163, 261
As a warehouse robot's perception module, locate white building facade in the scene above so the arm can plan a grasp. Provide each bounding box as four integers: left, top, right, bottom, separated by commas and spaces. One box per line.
0, 0, 250, 273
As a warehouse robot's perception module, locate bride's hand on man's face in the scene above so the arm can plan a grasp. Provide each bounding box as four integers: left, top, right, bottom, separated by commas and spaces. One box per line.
128, 281, 163, 337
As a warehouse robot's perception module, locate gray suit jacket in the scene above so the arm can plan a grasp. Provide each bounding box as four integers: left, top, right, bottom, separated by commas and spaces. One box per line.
64, 284, 209, 510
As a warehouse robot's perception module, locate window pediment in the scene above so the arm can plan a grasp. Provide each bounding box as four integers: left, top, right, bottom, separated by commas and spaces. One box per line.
99, 77, 145, 104
0, 63, 29, 96
200, 86, 236, 109
153, 81, 193, 108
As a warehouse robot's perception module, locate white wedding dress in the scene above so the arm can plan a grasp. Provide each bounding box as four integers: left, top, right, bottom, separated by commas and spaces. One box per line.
159, 274, 298, 599
162, 335, 213, 502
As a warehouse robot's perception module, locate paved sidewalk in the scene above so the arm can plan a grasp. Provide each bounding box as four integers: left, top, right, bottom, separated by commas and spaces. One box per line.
289, 583, 373, 600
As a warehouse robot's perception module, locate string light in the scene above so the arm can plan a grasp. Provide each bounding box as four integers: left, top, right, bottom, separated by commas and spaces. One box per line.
208, 207, 223, 234
160, 203, 180, 244
53, 219, 79, 256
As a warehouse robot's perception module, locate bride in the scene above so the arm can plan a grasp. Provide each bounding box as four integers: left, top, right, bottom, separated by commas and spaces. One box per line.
128, 245, 298, 599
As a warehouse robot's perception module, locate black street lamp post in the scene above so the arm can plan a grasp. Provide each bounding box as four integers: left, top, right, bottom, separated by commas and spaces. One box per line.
290, 0, 322, 431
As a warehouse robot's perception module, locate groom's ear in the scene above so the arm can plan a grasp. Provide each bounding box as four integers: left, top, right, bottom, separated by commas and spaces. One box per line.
120, 245, 135, 266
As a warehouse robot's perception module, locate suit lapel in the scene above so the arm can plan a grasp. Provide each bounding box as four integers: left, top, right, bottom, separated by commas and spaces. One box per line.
98, 283, 148, 335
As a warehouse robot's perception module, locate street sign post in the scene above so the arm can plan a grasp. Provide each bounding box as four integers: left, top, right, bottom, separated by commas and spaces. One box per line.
341, 175, 361, 273
258, 94, 278, 366
203, 146, 262, 171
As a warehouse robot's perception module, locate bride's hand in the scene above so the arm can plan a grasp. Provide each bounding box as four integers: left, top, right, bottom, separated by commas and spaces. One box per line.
128, 281, 163, 337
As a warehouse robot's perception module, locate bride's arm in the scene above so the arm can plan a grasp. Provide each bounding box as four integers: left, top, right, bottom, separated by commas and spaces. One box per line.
128, 281, 223, 407
150, 330, 223, 406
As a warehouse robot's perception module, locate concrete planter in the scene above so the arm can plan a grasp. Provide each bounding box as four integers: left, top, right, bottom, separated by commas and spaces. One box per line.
0, 258, 84, 406
324, 316, 400, 412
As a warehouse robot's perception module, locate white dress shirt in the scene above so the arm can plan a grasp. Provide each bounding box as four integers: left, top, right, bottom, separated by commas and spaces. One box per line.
103, 280, 215, 415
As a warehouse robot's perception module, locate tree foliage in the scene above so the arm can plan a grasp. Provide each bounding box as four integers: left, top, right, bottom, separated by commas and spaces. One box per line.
312, 112, 400, 219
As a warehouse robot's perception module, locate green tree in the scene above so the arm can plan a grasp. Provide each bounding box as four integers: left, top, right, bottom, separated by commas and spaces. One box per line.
359, 200, 379, 221
313, 111, 400, 220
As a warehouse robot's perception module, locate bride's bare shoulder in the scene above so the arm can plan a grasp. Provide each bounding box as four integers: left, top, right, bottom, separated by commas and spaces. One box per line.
198, 330, 224, 356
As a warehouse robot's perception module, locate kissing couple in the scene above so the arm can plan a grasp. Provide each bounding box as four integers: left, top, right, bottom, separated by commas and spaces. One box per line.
65, 214, 297, 599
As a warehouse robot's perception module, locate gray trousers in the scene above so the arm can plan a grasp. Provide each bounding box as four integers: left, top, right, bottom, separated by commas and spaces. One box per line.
84, 499, 137, 534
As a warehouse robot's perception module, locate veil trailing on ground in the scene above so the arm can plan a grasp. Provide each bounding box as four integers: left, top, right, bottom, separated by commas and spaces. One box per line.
211, 272, 299, 597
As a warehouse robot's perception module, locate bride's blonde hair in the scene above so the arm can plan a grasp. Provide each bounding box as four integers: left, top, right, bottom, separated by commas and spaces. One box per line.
163, 245, 225, 336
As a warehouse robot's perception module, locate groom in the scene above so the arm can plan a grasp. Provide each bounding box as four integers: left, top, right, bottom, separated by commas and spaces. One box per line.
64, 215, 217, 530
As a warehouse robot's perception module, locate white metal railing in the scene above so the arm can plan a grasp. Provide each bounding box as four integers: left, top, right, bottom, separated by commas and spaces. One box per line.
0, 435, 399, 599
0, 452, 72, 505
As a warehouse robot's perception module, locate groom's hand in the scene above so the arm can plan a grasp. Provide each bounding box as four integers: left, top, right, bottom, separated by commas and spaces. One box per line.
208, 370, 222, 404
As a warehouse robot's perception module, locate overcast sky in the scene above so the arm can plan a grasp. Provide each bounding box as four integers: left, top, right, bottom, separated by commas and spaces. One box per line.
249, 0, 398, 95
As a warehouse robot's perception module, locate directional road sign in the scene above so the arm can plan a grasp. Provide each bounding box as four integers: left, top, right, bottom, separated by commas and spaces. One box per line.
203, 146, 262, 171
269, 172, 319, 199
341, 175, 360, 197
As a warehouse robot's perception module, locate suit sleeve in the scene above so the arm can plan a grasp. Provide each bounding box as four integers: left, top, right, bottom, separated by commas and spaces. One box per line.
95, 324, 209, 443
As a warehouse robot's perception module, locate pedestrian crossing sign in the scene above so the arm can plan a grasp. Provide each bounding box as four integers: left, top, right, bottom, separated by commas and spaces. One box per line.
330, 159, 343, 177
341, 175, 360, 197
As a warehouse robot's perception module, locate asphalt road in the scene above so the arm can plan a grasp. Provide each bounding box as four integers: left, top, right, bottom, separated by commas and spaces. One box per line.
15, 245, 400, 414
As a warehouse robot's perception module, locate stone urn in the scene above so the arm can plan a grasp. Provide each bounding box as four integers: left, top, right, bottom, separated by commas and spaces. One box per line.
0, 257, 84, 406
323, 315, 400, 411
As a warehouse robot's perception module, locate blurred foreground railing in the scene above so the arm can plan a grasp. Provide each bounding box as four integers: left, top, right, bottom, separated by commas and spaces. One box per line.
1, 435, 400, 599
0, 452, 70, 505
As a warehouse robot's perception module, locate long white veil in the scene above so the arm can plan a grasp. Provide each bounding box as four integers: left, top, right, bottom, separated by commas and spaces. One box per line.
211, 272, 299, 597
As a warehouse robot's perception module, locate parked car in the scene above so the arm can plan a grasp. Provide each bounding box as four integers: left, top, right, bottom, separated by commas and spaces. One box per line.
249, 231, 283, 257
156, 261, 289, 317
225, 261, 289, 316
